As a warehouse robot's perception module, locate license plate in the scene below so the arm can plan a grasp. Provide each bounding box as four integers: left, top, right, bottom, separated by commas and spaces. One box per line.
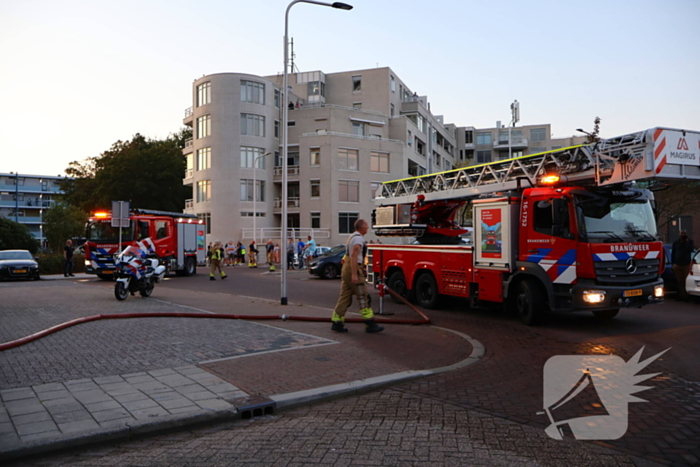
624, 289, 642, 297
14, 269, 27, 273
101, 270, 113, 274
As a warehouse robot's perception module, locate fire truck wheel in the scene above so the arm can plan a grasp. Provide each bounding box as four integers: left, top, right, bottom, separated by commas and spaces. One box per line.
515, 280, 543, 326
114, 282, 128, 301
415, 273, 441, 309
592, 309, 619, 320
388, 271, 413, 305
184, 257, 197, 276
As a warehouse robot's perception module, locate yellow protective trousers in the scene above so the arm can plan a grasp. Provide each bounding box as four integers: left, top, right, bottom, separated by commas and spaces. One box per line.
332, 260, 374, 321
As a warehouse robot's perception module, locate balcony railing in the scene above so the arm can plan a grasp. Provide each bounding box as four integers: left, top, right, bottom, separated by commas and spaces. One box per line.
301, 131, 402, 144
493, 137, 528, 149
273, 166, 300, 178
184, 168, 193, 179
273, 197, 300, 209
184, 107, 193, 118
185, 138, 193, 148
185, 199, 193, 209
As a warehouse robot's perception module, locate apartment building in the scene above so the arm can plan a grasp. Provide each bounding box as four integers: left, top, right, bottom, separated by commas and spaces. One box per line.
182, 67, 459, 246
181, 66, 585, 246
455, 123, 587, 165
0, 173, 65, 243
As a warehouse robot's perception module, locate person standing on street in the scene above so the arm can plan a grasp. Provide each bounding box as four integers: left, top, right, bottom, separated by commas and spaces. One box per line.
248, 240, 259, 268
303, 235, 317, 269
296, 238, 305, 269
672, 230, 695, 301
64, 239, 75, 277
286, 238, 295, 270
225, 241, 236, 267
330, 219, 384, 334
265, 240, 274, 265
209, 241, 227, 280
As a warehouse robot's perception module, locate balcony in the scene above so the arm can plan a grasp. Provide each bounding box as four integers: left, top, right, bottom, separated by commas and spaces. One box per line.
183, 169, 194, 185
494, 137, 528, 149
273, 197, 300, 211
301, 131, 401, 144
184, 107, 193, 126
185, 199, 193, 209
185, 138, 193, 148
273, 166, 300, 180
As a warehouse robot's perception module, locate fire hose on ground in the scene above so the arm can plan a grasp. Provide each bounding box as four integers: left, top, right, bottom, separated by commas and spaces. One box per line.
0, 285, 429, 352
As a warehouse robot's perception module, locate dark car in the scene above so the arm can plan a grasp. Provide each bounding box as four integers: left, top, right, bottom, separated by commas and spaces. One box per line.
662, 244, 677, 292
0, 250, 40, 281
309, 245, 346, 279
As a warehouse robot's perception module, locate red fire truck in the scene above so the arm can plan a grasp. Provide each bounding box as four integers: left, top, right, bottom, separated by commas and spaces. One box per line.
370, 127, 700, 324
84, 209, 205, 280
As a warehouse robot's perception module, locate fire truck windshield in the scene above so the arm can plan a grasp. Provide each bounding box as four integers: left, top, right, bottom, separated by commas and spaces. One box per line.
87, 220, 134, 242
576, 195, 658, 243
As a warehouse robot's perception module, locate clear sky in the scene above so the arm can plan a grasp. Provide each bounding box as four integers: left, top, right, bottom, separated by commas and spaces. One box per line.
2, 0, 698, 177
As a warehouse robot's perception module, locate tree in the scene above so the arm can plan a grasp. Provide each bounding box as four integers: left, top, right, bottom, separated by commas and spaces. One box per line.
61, 128, 193, 213
43, 203, 89, 253
0, 218, 39, 254
582, 116, 602, 143
652, 181, 700, 236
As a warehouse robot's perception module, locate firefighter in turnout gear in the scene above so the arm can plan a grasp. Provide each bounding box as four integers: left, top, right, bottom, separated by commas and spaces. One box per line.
209, 241, 227, 280
331, 219, 384, 333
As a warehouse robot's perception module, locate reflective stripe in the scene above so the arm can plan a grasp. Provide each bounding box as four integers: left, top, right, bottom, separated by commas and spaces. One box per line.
360, 308, 374, 319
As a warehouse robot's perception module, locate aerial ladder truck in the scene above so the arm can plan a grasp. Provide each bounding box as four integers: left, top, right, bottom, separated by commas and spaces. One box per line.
369, 127, 700, 324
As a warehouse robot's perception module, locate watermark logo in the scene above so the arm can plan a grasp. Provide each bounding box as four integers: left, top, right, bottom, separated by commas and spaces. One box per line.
539, 346, 669, 440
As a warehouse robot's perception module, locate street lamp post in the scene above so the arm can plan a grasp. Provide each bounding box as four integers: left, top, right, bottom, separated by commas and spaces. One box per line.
281, 0, 353, 305
253, 152, 271, 246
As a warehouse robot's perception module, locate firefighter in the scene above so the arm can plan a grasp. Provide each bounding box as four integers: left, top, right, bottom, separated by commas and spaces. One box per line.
330, 219, 384, 333
209, 241, 227, 280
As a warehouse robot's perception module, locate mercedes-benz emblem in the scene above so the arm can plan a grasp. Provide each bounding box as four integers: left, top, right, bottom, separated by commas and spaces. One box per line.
625, 257, 638, 274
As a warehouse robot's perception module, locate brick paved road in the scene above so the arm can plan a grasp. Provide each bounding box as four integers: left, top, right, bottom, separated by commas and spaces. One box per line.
12, 390, 648, 467
0, 281, 332, 389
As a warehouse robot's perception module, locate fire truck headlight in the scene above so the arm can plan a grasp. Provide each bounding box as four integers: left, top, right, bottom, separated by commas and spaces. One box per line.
583, 290, 606, 304
654, 286, 664, 298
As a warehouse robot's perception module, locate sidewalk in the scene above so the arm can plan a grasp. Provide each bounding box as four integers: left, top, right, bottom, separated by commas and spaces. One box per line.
0, 284, 481, 461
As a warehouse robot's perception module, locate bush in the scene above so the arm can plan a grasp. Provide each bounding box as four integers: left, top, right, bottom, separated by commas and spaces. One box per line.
36, 253, 86, 275
0, 218, 39, 254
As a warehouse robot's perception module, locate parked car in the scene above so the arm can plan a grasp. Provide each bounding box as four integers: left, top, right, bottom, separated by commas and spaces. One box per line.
662, 244, 677, 292
685, 250, 700, 298
0, 250, 40, 281
309, 245, 346, 279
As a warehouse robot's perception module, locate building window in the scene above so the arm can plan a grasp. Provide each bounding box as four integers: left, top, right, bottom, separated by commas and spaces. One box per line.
352, 75, 361, 92
196, 147, 211, 171
415, 138, 425, 155
352, 122, 365, 136
185, 153, 193, 177
241, 80, 265, 104
241, 113, 265, 137
197, 115, 211, 139
274, 89, 280, 108
241, 212, 265, 217
339, 212, 359, 234
197, 213, 211, 234
390, 103, 394, 117
476, 132, 491, 145
531, 128, 546, 142
274, 120, 279, 139
353, 102, 361, 110
307, 81, 325, 98
310, 148, 320, 166
240, 179, 264, 202
390, 75, 395, 92
339, 180, 359, 202
311, 212, 320, 229
196, 180, 211, 203
338, 148, 358, 171
476, 150, 491, 163
407, 130, 412, 146
465, 130, 474, 144
287, 120, 295, 126
241, 146, 265, 169
310, 180, 320, 198
371, 152, 389, 173
371, 182, 382, 199
197, 82, 211, 107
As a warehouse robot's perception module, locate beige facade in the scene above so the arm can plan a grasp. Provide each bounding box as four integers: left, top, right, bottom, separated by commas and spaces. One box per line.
182, 66, 583, 247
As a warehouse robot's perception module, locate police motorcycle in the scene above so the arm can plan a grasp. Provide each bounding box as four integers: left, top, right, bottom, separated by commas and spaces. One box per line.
113, 240, 166, 301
